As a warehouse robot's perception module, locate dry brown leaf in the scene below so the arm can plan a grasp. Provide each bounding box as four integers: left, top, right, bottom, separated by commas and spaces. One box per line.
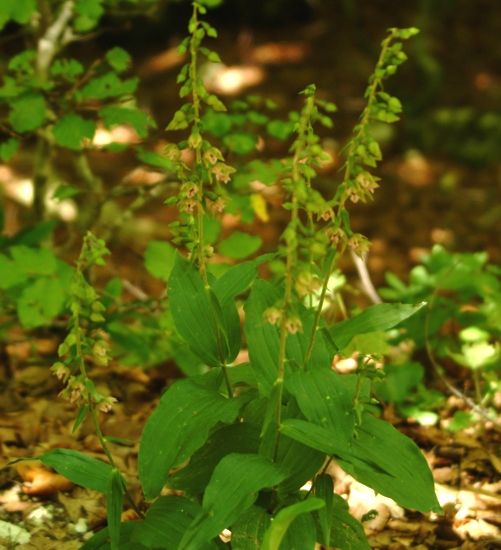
456, 518, 500, 540
121, 509, 140, 522
14, 366, 52, 389
387, 519, 423, 533
459, 542, 489, 550
368, 530, 393, 547
17, 462, 74, 495
16, 536, 81, 550
461, 448, 491, 472
57, 487, 106, 529
23, 473, 74, 495
453, 432, 482, 449
488, 452, 501, 475
433, 466, 461, 484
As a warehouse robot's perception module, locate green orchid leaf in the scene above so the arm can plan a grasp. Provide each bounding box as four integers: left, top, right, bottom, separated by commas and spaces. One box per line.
330, 302, 427, 351
276, 433, 326, 496
285, 369, 355, 441
179, 453, 286, 550
168, 422, 261, 492
131, 496, 219, 549
81, 522, 148, 550
260, 498, 324, 550
315, 474, 334, 544
314, 493, 371, 550
244, 278, 281, 396
231, 505, 272, 550
37, 449, 112, 493
106, 469, 124, 550
168, 252, 221, 367
337, 413, 443, 514
138, 378, 244, 500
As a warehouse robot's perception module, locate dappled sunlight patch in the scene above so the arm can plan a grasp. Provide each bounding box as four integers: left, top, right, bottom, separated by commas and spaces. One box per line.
93, 123, 139, 147
202, 63, 266, 95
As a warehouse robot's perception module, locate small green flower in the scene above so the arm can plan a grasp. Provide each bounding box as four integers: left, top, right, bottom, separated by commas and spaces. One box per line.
210, 162, 235, 184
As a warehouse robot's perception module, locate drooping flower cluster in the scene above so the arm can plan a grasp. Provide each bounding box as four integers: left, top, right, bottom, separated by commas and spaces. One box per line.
51, 233, 117, 416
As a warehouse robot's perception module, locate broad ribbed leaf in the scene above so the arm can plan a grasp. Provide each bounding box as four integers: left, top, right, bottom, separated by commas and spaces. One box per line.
244, 279, 281, 395
226, 363, 257, 387
329, 302, 426, 351
260, 498, 324, 550
279, 507, 317, 550
280, 418, 343, 455
38, 449, 111, 493
138, 379, 244, 500
315, 474, 334, 544
285, 308, 331, 370
274, 398, 326, 495
276, 434, 325, 496
179, 453, 286, 550
168, 422, 261, 492
169, 252, 242, 365
279, 419, 383, 472
231, 506, 272, 550
286, 369, 354, 441
281, 415, 442, 513
131, 496, 219, 549
168, 253, 221, 366
210, 284, 241, 364
244, 278, 331, 396
81, 522, 148, 550
212, 261, 258, 303
107, 469, 124, 550
212, 253, 276, 304
314, 493, 371, 550
337, 413, 443, 514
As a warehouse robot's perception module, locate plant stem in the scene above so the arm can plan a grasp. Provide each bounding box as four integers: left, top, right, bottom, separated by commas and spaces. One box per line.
189, 3, 233, 397
336, 29, 396, 220
36, 0, 75, 83
73, 150, 102, 231
302, 457, 334, 501
87, 399, 145, 519
189, 4, 206, 281
303, 252, 337, 370
273, 92, 317, 459
73, 236, 145, 519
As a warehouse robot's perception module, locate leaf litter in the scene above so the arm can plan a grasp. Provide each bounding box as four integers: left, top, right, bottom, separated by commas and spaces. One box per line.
0, 338, 500, 550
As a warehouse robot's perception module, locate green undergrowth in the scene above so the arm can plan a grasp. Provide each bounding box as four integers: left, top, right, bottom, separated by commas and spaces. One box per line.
6, 1, 501, 549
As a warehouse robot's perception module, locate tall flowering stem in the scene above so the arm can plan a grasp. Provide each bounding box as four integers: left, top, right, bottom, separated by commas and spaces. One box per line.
306, 27, 420, 355
52, 232, 143, 518
166, 1, 236, 395
272, 85, 326, 459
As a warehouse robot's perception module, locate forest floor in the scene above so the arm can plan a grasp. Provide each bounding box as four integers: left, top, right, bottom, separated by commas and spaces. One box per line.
0, 346, 501, 549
